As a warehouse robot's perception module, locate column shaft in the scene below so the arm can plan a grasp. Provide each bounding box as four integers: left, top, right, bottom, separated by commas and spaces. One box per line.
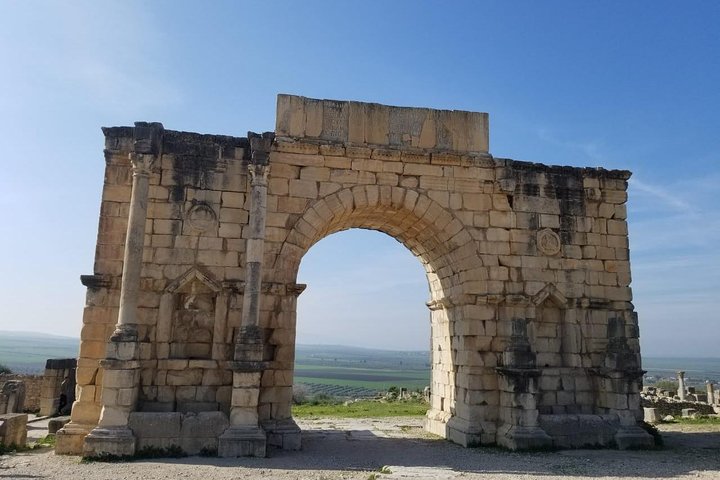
240, 164, 269, 328
114, 153, 155, 337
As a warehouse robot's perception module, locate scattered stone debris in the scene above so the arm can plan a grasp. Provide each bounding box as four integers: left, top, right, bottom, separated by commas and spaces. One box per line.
642, 372, 719, 422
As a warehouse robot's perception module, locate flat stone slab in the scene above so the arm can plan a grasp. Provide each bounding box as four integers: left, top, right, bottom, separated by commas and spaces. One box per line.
0, 413, 28, 446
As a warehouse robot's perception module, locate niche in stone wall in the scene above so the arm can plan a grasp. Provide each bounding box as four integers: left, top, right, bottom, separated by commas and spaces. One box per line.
157, 267, 229, 361
529, 284, 568, 369
530, 283, 591, 414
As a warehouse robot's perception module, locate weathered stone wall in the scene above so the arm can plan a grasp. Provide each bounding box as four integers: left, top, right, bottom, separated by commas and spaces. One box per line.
58, 94, 649, 456
70, 130, 250, 427
39, 359, 76, 416
0, 375, 41, 413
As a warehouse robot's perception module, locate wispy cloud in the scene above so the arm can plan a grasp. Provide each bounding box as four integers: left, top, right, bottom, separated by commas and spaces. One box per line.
536, 128, 608, 164
630, 178, 693, 213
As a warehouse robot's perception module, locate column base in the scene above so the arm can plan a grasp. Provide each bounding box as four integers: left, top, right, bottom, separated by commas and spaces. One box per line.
218, 426, 266, 457
614, 425, 654, 450
424, 409, 451, 438
55, 422, 93, 455
83, 426, 136, 458
262, 418, 301, 450
496, 424, 552, 450
445, 416, 483, 447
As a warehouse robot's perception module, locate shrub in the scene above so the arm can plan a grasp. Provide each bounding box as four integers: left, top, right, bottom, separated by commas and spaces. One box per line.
309, 393, 338, 406
0, 363, 11, 374
652, 380, 679, 392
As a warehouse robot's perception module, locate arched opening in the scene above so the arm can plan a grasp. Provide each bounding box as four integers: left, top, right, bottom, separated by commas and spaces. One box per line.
294, 228, 430, 402
259, 185, 490, 447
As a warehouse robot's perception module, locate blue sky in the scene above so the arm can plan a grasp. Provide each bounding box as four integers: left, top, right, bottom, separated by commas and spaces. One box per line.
0, 1, 717, 356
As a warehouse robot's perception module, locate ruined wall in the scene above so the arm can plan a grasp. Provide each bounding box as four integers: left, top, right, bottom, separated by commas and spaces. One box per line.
68, 129, 252, 432
0, 375, 41, 412
39, 359, 76, 416
59, 94, 649, 456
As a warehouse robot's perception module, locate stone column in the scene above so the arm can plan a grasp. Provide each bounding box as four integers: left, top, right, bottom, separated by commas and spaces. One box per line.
83, 122, 163, 458
219, 133, 273, 458
705, 381, 714, 405
677, 371, 686, 401
111, 152, 155, 340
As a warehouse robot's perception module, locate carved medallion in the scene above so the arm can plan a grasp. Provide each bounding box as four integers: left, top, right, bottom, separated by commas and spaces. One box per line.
585, 187, 602, 202
186, 203, 217, 232
537, 228, 561, 256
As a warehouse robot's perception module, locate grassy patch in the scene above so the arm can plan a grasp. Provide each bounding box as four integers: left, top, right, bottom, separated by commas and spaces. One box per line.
666, 416, 720, 425
0, 435, 61, 456
292, 399, 428, 418
34, 435, 56, 448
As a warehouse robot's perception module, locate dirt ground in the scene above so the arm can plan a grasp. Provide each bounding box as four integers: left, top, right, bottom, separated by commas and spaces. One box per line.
2, 417, 719, 480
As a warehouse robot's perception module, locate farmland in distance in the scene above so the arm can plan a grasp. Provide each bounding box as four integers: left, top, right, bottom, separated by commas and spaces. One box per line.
293, 344, 430, 398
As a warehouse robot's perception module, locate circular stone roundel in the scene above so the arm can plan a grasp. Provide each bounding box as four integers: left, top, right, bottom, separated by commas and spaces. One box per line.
186, 203, 217, 232
537, 228, 562, 256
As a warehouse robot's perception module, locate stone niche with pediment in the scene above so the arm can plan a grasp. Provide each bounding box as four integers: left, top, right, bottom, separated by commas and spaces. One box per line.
528, 284, 593, 415
139, 266, 235, 414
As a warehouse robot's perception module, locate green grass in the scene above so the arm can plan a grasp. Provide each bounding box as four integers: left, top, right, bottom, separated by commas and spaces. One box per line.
34, 435, 56, 447
292, 399, 428, 418
668, 416, 720, 425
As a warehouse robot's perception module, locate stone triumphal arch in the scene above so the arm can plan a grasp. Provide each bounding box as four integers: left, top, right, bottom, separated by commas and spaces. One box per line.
56, 95, 652, 456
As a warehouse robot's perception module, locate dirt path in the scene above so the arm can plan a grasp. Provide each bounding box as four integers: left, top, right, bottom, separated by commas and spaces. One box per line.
1, 417, 718, 479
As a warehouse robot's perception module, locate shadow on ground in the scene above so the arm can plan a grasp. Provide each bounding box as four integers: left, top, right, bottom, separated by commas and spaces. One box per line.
122, 426, 720, 478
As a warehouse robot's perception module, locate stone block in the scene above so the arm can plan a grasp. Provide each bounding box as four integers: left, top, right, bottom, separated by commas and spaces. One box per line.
681, 408, 697, 418
0, 413, 27, 446
180, 411, 229, 439
48, 416, 71, 434
539, 414, 619, 448
166, 369, 203, 386
177, 402, 219, 413
643, 407, 660, 424
129, 412, 181, 438
218, 425, 266, 457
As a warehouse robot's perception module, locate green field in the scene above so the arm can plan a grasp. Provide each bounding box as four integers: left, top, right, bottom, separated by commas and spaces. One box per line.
292, 399, 429, 418
0, 334, 431, 398
295, 364, 428, 388
294, 345, 430, 396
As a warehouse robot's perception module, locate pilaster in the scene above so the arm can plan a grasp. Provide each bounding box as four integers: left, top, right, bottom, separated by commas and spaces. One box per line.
219, 133, 274, 458
589, 317, 652, 449
496, 319, 552, 449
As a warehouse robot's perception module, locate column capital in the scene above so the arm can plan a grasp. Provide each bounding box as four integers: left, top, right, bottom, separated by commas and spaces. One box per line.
248, 163, 270, 187
129, 153, 156, 177
248, 131, 274, 165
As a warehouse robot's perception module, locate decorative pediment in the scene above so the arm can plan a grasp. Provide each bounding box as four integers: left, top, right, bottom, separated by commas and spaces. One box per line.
165, 266, 222, 294
531, 283, 567, 308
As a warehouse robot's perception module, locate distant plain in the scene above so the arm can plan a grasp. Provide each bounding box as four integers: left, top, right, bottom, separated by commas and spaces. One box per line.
1, 332, 718, 393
